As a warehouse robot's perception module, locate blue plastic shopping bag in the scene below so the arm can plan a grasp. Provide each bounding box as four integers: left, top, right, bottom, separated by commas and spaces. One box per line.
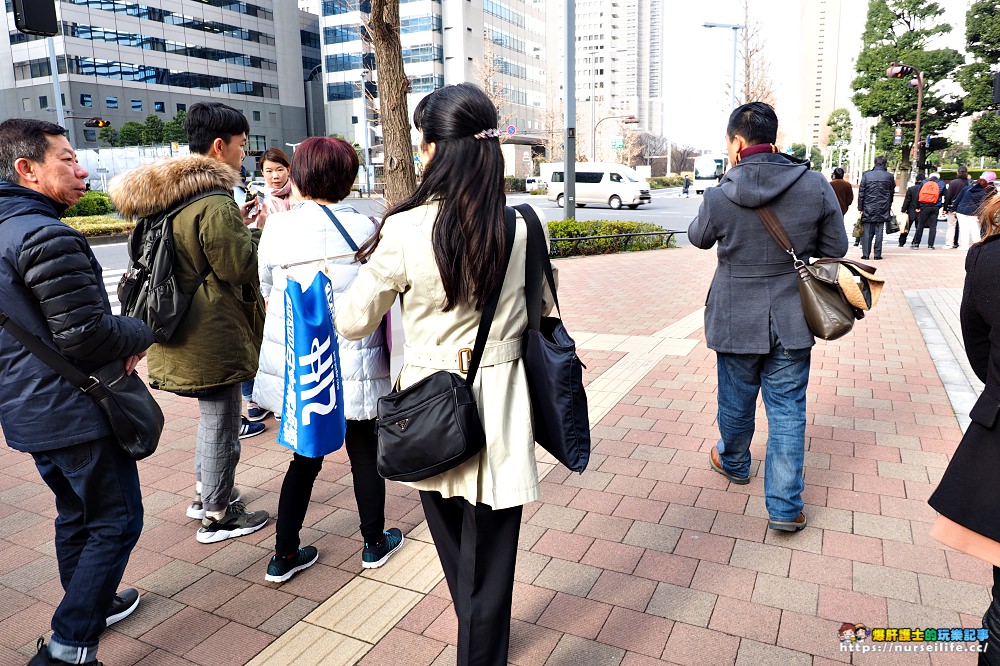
277, 271, 347, 457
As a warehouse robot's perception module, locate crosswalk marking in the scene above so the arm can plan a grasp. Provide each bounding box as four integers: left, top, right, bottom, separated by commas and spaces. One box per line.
103, 271, 123, 314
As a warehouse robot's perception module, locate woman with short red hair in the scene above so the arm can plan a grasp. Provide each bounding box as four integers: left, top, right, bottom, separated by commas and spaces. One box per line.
253, 136, 400, 583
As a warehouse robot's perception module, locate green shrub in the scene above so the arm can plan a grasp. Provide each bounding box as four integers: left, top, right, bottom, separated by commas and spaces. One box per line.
547, 219, 676, 257
648, 175, 685, 189
504, 176, 526, 192
62, 191, 115, 218
62, 215, 135, 237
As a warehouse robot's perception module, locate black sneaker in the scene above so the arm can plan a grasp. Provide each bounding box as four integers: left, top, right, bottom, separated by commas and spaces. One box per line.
265, 546, 319, 583
106, 588, 140, 627
186, 486, 242, 520
28, 638, 105, 666
196, 501, 269, 544
362, 528, 404, 569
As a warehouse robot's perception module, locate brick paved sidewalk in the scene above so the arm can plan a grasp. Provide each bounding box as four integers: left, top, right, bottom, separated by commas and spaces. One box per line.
0, 239, 990, 666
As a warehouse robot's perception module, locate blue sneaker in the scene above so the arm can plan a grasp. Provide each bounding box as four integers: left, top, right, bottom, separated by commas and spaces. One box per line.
239, 418, 266, 439
246, 404, 273, 422
362, 528, 404, 569
265, 546, 319, 583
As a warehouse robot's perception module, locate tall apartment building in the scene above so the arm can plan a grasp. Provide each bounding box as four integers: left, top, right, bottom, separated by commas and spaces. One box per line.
317, 0, 547, 176
550, 0, 663, 162
1, 0, 311, 159
796, 0, 849, 149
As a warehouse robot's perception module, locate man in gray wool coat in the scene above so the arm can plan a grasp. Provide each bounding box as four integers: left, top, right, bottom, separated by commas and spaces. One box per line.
688, 102, 848, 533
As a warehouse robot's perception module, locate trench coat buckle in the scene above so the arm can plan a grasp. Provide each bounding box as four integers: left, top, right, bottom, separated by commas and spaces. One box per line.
458, 348, 472, 374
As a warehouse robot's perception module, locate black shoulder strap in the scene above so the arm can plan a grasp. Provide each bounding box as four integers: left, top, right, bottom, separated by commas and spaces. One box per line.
129, 188, 231, 264
464, 208, 516, 386
515, 203, 559, 331
0, 308, 99, 394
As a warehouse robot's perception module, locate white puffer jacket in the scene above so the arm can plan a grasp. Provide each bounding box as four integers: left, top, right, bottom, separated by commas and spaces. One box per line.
253, 200, 390, 420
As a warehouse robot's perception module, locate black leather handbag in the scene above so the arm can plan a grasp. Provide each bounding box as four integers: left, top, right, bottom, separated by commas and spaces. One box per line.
0, 309, 163, 460
516, 204, 591, 473
375, 209, 516, 482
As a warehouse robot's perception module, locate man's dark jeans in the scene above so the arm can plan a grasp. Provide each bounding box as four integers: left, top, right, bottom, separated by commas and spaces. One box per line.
32, 435, 143, 661
861, 222, 883, 259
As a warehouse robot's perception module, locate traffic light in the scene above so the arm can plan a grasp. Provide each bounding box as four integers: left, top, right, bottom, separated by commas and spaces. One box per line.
886, 63, 915, 79
12, 0, 58, 37
84, 118, 110, 128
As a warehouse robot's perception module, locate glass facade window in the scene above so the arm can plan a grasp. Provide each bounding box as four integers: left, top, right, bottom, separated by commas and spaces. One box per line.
61, 23, 278, 71
484, 0, 525, 27
325, 53, 364, 72
154, 101, 165, 112
489, 28, 524, 54
400, 16, 442, 34
322, 0, 372, 15
327, 82, 359, 101
253, 111, 261, 121
303, 56, 321, 71
177, 103, 186, 112
248, 134, 267, 152
39, 95, 48, 110
81, 94, 93, 107
402, 44, 442, 64
106, 97, 119, 109
131, 99, 142, 111
62, 1, 276, 46
409, 74, 444, 93
301, 30, 320, 49
323, 25, 362, 44
83, 129, 98, 142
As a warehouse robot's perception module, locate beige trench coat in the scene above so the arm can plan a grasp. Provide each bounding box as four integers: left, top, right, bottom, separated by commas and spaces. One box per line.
334, 202, 554, 510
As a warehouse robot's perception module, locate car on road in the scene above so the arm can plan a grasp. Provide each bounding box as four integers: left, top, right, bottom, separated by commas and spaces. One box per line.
545, 162, 651, 209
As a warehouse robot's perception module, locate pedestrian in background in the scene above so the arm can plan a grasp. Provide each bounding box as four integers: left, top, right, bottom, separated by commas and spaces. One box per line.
241, 147, 294, 424
912, 173, 944, 249
0, 119, 152, 666
688, 102, 847, 533
829, 167, 853, 215
336, 83, 554, 665
928, 193, 1000, 664
254, 137, 399, 583
110, 102, 270, 544
898, 172, 924, 247
944, 166, 970, 248
682, 174, 691, 197
953, 171, 997, 251
857, 155, 895, 260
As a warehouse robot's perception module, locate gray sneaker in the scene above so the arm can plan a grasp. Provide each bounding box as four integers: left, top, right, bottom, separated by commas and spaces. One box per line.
196, 501, 269, 544
186, 487, 242, 520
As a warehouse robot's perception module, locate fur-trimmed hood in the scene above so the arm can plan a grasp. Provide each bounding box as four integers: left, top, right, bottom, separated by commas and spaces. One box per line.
109, 155, 241, 219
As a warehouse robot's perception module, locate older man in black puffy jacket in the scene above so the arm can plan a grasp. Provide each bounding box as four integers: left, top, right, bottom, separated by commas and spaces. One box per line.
857, 155, 896, 260
0, 119, 153, 666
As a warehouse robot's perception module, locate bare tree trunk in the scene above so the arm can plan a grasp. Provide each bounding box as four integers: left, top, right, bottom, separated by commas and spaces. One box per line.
368, 0, 416, 204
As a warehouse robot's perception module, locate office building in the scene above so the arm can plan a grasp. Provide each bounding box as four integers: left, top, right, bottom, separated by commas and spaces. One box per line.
318, 0, 547, 177
1, 0, 313, 158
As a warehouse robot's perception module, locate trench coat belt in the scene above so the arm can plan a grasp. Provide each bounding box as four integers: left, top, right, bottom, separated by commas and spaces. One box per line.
404, 338, 523, 372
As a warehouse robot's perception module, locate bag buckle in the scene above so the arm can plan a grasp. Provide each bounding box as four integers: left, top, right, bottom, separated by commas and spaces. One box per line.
458, 348, 472, 374
81, 376, 102, 393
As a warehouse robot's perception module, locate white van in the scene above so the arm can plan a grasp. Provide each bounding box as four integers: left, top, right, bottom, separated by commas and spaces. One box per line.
545, 162, 652, 209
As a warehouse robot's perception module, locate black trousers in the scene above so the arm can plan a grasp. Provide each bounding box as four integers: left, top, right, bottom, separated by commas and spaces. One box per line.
275, 418, 385, 555
982, 567, 1000, 665
912, 208, 939, 247
420, 491, 522, 666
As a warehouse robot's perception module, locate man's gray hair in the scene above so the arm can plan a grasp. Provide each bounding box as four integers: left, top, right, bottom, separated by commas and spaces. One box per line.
0, 119, 67, 184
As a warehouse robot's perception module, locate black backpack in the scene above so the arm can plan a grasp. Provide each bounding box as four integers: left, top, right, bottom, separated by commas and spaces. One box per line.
117, 188, 230, 343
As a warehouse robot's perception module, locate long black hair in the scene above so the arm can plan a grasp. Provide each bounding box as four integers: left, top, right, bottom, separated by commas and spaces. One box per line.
357, 83, 506, 311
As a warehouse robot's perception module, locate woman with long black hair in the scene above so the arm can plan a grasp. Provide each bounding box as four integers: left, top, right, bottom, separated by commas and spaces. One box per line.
335, 83, 552, 665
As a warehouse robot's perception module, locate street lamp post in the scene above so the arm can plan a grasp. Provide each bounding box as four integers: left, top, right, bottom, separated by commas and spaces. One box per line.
886, 62, 925, 176
360, 70, 371, 197
593, 115, 639, 163
704, 22, 744, 112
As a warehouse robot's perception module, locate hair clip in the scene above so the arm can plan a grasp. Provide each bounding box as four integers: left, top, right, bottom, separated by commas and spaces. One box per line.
473, 128, 502, 140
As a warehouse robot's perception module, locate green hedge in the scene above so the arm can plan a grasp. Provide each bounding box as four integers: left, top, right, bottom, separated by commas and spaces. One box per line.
504, 177, 526, 192
62, 191, 115, 218
648, 175, 685, 189
940, 169, 999, 181
547, 219, 676, 257
62, 215, 134, 237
